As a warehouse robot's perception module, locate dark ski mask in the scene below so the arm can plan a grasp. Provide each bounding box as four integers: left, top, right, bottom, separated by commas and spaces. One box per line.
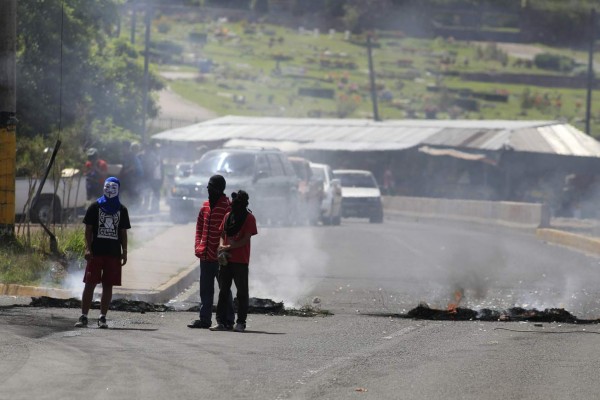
225, 190, 250, 236
207, 174, 226, 208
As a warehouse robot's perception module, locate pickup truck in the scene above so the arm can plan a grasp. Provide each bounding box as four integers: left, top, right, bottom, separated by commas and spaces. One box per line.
15, 168, 88, 223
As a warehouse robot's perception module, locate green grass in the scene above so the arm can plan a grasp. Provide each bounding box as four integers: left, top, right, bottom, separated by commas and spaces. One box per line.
0, 227, 86, 286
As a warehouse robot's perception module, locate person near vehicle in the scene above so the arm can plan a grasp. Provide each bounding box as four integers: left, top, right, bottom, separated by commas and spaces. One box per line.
119, 141, 144, 209
188, 175, 235, 329
75, 177, 131, 329
84, 148, 108, 200
140, 142, 164, 213
210, 190, 258, 333
382, 166, 396, 196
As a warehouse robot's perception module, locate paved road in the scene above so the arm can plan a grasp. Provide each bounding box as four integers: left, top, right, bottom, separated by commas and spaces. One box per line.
3, 217, 600, 400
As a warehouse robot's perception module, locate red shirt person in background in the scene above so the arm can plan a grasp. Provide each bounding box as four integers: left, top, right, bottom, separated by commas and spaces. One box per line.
84, 148, 108, 200
211, 190, 258, 333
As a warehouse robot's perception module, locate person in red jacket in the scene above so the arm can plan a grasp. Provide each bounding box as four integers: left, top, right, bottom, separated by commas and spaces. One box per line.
210, 190, 258, 333
84, 148, 108, 200
187, 175, 234, 329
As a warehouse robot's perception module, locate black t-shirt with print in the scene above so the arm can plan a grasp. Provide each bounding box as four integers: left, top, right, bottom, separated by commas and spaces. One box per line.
83, 202, 131, 257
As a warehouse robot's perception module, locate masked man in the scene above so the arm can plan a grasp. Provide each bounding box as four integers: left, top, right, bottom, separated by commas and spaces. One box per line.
75, 177, 131, 329
188, 175, 235, 329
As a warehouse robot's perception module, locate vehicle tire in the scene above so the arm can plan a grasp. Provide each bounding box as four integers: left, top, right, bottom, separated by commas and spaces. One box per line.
31, 196, 61, 224
369, 209, 384, 224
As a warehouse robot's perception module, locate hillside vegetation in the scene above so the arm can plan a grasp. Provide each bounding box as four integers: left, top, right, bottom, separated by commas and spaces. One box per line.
144, 13, 600, 136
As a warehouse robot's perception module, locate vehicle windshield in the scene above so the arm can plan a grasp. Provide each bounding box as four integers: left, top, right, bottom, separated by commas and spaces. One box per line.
192, 153, 255, 177
291, 161, 309, 180
310, 167, 325, 182
335, 173, 377, 188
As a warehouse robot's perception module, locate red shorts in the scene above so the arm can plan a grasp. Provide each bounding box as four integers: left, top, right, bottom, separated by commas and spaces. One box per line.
83, 255, 122, 286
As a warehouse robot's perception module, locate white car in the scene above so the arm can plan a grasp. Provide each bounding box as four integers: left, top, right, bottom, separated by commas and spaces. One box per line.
333, 169, 384, 223
310, 162, 342, 225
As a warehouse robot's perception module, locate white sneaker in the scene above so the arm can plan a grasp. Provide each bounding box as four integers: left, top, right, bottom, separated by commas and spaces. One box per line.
98, 316, 108, 329
209, 323, 226, 331
233, 323, 246, 332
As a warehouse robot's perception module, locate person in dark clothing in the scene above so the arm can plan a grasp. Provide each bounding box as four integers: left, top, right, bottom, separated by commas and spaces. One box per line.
75, 177, 131, 329
210, 190, 258, 333
119, 141, 144, 210
188, 175, 235, 329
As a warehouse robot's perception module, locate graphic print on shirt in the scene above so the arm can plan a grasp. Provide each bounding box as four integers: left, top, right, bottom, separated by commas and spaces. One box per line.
97, 209, 120, 240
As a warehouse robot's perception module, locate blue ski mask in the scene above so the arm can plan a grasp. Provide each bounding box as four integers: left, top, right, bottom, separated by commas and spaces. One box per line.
97, 177, 121, 214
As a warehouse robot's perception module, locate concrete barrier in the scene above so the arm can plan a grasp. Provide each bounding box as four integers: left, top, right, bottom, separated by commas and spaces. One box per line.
382, 196, 600, 257
536, 228, 600, 257
383, 196, 550, 229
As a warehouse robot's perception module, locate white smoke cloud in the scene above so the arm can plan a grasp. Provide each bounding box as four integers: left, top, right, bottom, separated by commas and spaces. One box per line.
250, 225, 329, 308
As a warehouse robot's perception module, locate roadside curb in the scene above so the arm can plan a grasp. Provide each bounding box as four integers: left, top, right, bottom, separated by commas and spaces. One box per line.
0, 284, 73, 299
113, 262, 198, 304
0, 262, 199, 304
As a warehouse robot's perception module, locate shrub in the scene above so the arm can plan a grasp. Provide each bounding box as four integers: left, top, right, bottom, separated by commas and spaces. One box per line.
534, 53, 575, 72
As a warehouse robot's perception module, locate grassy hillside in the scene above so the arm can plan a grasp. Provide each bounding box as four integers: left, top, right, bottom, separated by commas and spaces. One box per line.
141, 13, 600, 136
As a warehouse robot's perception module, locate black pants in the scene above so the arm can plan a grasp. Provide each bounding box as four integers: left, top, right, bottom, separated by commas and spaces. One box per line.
217, 262, 249, 325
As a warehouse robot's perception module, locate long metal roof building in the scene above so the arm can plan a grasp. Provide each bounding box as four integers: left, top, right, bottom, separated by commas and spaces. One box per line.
152, 116, 600, 157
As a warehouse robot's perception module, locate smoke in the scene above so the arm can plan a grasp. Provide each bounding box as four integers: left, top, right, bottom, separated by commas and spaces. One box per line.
39, 258, 85, 299
250, 226, 329, 308
61, 268, 85, 298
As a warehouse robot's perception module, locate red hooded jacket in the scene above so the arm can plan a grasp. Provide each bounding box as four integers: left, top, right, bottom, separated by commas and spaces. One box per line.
195, 194, 231, 261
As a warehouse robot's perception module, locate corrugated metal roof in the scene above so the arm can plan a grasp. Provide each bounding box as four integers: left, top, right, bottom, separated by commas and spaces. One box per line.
151, 116, 600, 157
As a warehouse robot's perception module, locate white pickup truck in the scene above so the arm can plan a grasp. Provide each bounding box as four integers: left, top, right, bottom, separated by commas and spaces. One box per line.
15, 168, 88, 223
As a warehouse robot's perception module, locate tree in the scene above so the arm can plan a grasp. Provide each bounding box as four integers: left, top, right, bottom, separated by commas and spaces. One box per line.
16, 0, 163, 141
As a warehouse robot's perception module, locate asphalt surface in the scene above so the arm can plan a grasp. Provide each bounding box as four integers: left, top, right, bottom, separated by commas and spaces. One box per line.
3, 216, 600, 399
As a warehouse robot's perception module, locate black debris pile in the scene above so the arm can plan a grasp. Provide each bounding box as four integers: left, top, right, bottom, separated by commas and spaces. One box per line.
30, 297, 82, 308
29, 296, 331, 316
30, 296, 173, 313
201, 298, 329, 317
283, 305, 333, 317
407, 303, 477, 321
110, 299, 174, 313
246, 297, 285, 314
405, 303, 599, 324
484, 307, 580, 323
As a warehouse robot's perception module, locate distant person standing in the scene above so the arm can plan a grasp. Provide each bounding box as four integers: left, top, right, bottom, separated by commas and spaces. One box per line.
211, 190, 258, 333
382, 166, 396, 196
140, 142, 164, 213
188, 175, 235, 329
75, 177, 131, 329
84, 148, 108, 200
119, 141, 144, 209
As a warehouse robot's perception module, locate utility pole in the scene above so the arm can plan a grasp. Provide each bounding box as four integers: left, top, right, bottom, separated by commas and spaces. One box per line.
367, 34, 380, 122
130, 2, 137, 44
142, 4, 152, 144
586, 8, 596, 135
0, 0, 17, 238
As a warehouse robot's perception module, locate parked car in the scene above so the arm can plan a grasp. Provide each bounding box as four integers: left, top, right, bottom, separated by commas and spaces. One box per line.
310, 162, 342, 225
168, 148, 300, 225
15, 168, 88, 224
333, 169, 384, 223
288, 157, 323, 225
